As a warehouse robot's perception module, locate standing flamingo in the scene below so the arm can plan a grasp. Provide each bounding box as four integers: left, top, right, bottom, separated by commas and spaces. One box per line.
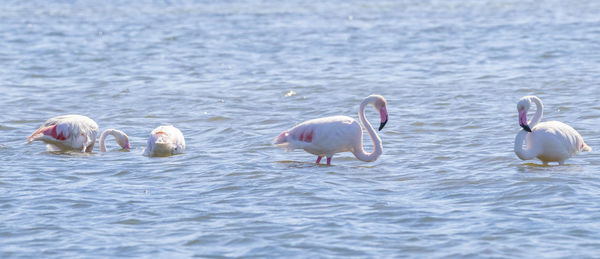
27, 114, 130, 152
274, 94, 388, 165
144, 125, 185, 157
515, 96, 591, 165
99, 129, 131, 152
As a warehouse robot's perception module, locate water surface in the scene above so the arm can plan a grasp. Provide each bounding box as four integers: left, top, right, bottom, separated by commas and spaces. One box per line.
2, 0, 600, 257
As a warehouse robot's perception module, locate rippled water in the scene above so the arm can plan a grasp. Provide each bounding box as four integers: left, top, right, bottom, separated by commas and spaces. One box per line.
2, 0, 600, 257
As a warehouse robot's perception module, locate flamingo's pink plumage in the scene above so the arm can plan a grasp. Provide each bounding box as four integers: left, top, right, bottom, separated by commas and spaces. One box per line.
274, 95, 389, 165
515, 96, 591, 165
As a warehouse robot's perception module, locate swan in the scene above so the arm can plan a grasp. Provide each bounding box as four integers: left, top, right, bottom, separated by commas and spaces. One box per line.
274, 94, 388, 165
144, 125, 185, 157
515, 96, 591, 165
27, 114, 99, 152
99, 129, 130, 152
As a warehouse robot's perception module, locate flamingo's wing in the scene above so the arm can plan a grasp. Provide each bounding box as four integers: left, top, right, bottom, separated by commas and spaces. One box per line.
274, 124, 315, 151
274, 116, 359, 154
27, 123, 70, 142
28, 115, 98, 152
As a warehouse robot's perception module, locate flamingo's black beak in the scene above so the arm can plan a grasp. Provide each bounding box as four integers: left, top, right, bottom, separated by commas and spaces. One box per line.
518, 109, 531, 132
520, 123, 532, 132
379, 106, 388, 131
379, 120, 387, 131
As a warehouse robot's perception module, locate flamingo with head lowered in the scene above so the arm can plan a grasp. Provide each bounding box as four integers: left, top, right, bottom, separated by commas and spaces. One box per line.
27, 114, 130, 152
515, 96, 591, 165
274, 94, 388, 165
144, 125, 185, 157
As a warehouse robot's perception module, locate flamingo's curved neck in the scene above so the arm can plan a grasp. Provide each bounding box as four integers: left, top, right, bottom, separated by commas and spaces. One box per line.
514, 130, 539, 160
352, 98, 383, 162
99, 129, 128, 152
529, 96, 543, 127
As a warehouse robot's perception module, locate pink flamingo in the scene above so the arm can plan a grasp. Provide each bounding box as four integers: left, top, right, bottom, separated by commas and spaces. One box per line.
274, 94, 388, 165
144, 125, 186, 157
27, 114, 130, 152
515, 96, 591, 165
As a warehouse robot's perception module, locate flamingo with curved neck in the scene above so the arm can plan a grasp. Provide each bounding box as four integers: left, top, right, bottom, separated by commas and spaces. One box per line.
99, 129, 130, 152
274, 94, 388, 165
27, 115, 131, 153
514, 96, 591, 165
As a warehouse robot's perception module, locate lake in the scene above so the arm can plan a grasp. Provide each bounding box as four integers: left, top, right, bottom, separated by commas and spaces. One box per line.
1, 0, 600, 257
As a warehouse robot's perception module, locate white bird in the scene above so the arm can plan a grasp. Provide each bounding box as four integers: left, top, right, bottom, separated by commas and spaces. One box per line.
27, 115, 130, 152
514, 96, 591, 165
274, 94, 388, 165
27, 114, 99, 152
144, 125, 186, 157
98, 129, 131, 152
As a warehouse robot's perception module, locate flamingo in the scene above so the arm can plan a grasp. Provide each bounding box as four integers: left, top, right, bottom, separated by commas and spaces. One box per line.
27, 114, 99, 152
274, 94, 388, 165
515, 96, 591, 165
27, 114, 130, 152
144, 125, 185, 157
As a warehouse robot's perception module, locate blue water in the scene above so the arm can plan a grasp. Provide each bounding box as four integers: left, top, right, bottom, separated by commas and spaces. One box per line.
2, 0, 600, 257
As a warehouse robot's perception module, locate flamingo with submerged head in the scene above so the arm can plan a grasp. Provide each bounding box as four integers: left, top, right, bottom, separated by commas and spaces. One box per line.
144, 125, 186, 157
515, 96, 591, 165
27, 114, 130, 152
274, 94, 388, 165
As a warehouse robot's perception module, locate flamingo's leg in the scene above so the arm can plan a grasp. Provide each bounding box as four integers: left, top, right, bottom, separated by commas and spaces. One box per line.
326, 157, 332, 165
316, 156, 323, 164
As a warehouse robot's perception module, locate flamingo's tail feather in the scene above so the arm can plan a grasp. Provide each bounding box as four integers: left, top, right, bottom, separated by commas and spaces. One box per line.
582, 143, 592, 152
273, 131, 293, 151
27, 125, 56, 142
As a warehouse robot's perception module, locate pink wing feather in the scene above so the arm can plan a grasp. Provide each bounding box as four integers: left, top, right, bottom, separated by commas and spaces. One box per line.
273, 125, 315, 151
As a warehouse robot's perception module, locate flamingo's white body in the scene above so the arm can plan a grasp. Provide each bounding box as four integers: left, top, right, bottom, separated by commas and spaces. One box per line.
274, 95, 388, 165
27, 115, 99, 152
28, 115, 130, 152
144, 125, 185, 157
515, 96, 591, 165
